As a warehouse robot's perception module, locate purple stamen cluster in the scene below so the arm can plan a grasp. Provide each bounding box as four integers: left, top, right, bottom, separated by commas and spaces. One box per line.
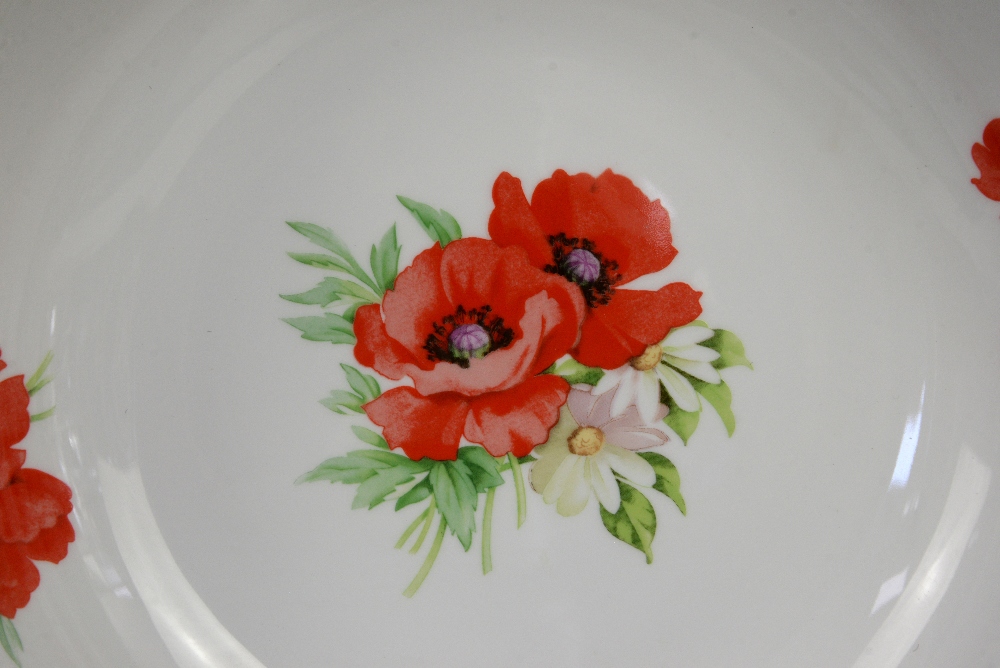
424, 305, 515, 368
544, 233, 622, 308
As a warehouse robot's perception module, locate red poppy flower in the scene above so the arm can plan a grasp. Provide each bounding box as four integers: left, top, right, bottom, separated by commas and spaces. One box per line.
972, 118, 1000, 202
0, 447, 75, 618
489, 169, 704, 369
0, 375, 30, 450
354, 237, 586, 460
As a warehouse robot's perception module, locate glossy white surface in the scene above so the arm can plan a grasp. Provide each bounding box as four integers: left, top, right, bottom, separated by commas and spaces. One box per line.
1, 1, 999, 666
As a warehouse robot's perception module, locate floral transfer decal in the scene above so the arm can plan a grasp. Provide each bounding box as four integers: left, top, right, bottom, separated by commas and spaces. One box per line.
281, 169, 750, 595
972, 118, 1000, 205
0, 350, 73, 666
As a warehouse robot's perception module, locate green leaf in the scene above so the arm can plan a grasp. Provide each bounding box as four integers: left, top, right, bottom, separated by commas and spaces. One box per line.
320, 390, 365, 414
297, 449, 429, 486
29, 406, 55, 422
351, 425, 389, 450
397, 196, 462, 246
340, 364, 381, 402
550, 358, 604, 386
703, 329, 752, 370
429, 461, 478, 550
599, 481, 657, 564
0, 616, 21, 668
287, 252, 354, 273
395, 475, 432, 511
659, 381, 700, 445
693, 378, 736, 436
637, 451, 686, 515
283, 313, 356, 344
353, 466, 422, 510
370, 224, 402, 293
456, 446, 504, 493
286, 221, 380, 292
25, 351, 53, 394
341, 302, 362, 323
281, 277, 379, 307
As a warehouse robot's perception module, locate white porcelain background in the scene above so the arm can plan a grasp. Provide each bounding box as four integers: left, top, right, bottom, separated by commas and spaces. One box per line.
1, 1, 999, 666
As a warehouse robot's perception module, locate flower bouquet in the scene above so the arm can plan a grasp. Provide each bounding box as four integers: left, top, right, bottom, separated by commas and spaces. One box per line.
281, 169, 749, 595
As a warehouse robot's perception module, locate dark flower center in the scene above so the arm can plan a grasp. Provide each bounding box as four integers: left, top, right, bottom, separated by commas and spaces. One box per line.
424, 305, 515, 368
544, 233, 622, 308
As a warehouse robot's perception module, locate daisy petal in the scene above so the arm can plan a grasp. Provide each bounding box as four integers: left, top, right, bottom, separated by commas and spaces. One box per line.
665, 355, 722, 384
657, 364, 701, 412
592, 366, 626, 396
556, 457, 591, 516
637, 370, 662, 424
567, 388, 600, 426
590, 458, 621, 513
530, 440, 572, 494
666, 345, 720, 363
603, 444, 656, 487
603, 416, 670, 450
663, 325, 714, 347
543, 453, 580, 505
610, 369, 639, 418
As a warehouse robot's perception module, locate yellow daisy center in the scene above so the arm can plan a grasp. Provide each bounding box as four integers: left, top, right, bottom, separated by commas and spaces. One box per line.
629, 344, 663, 371
567, 426, 605, 456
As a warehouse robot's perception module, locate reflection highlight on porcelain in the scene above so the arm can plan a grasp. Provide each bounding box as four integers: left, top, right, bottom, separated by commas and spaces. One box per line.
100, 463, 266, 668
889, 383, 925, 490
854, 446, 991, 668
870, 567, 908, 616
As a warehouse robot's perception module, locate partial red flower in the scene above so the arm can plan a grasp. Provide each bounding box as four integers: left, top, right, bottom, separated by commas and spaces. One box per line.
972, 118, 1000, 202
489, 169, 703, 369
0, 447, 74, 618
354, 237, 586, 460
0, 375, 30, 450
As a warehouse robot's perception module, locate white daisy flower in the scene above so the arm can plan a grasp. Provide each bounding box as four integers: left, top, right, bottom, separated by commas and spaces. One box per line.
592, 324, 721, 423
530, 387, 669, 516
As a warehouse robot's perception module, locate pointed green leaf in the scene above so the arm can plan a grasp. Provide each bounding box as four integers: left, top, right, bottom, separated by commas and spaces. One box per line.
281, 277, 379, 307
353, 466, 421, 510
319, 390, 365, 414
342, 302, 362, 323
286, 221, 380, 292
340, 364, 381, 402
29, 406, 55, 422
692, 378, 736, 436
287, 252, 354, 273
703, 329, 752, 370
297, 449, 426, 485
429, 461, 478, 550
283, 313, 356, 344
351, 425, 389, 450
397, 196, 462, 246
456, 446, 504, 493
395, 475, 432, 511
0, 616, 21, 668
550, 358, 604, 386
371, 224, 401, 293
659, 381, 700, 444
25, 351, 53, 394
599, 481, 657, 564
637, 451, 686, 515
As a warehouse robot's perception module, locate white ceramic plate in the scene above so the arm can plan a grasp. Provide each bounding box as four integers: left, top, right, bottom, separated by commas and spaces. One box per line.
2, 1, 999, 666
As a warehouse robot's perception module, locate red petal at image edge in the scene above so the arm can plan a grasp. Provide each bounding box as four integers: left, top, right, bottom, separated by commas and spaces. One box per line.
464, 375, 570, 458
972, 118, 1000, 201
0, 544, 39, 619
24, 515, 75, 564
572, 283, 703, 369
363, 387, 469, 461
0, 376, 30, 450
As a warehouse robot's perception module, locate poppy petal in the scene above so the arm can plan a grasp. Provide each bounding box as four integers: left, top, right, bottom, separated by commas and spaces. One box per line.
0, 544, 39, 619
488, 172, 553, 268
362, 387, 469, 461
0, 376, 30, 450
24, 514, 74, 563
573, 283, 703, 369
0, 468, 74, 544
464, 374, 570, 457
353, 303, 427, 378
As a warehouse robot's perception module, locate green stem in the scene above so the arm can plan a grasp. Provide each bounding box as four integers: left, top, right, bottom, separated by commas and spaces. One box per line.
409, 495, 436, 554
29, 406, 55, 422
395, 505, 432, 550
482, 486, 496, 574
402, 514, 447, 598
507, 453, 526, 528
